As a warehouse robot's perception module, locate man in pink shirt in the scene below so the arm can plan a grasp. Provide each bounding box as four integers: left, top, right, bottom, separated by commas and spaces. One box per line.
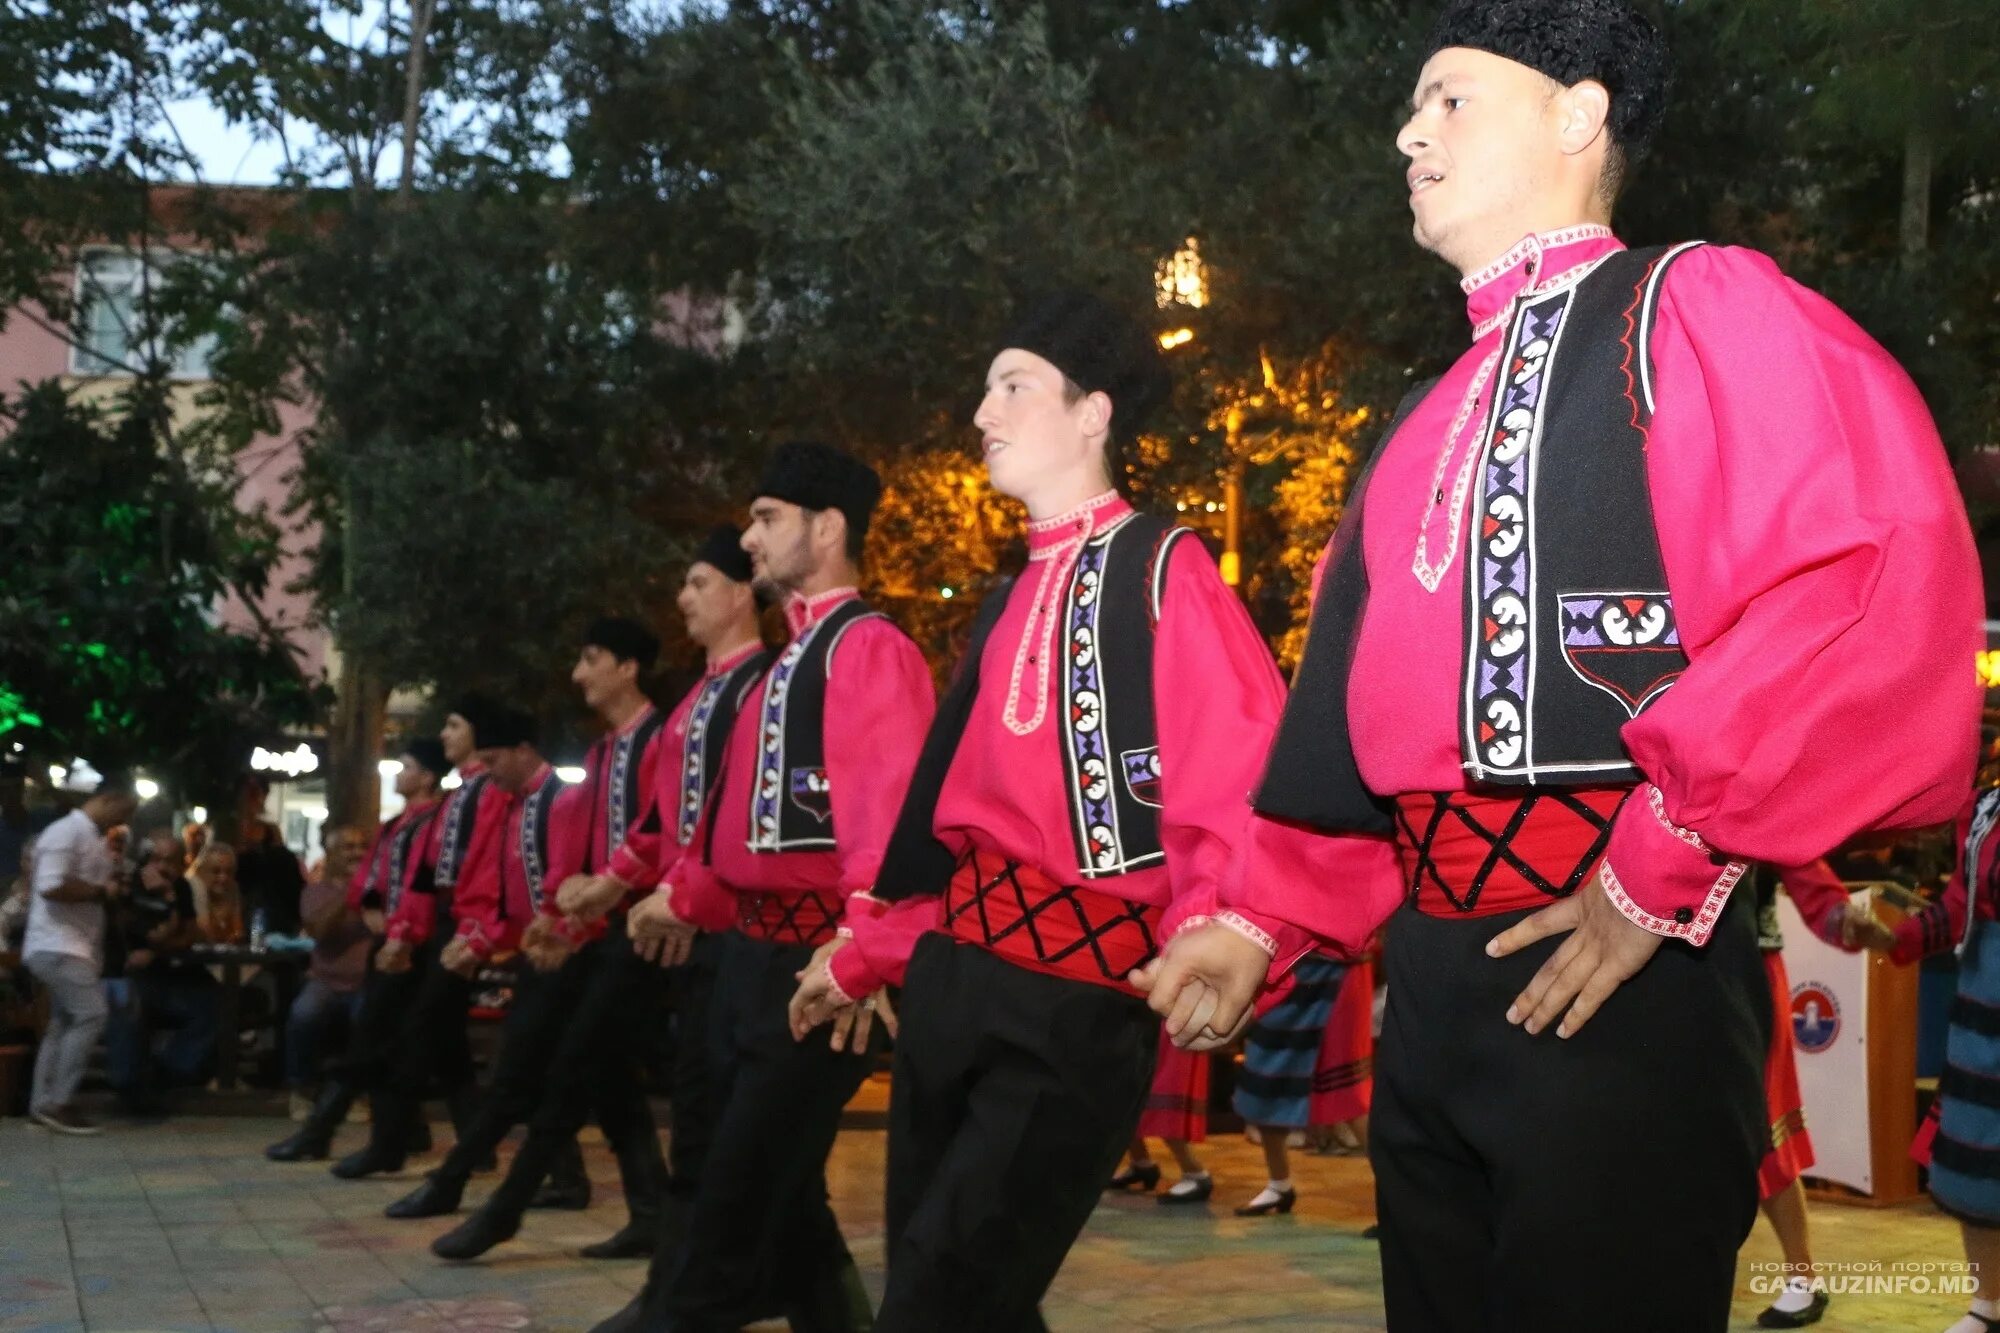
619, 443, 935, 1333
1141, 1, 1983, 1329
782, 289, 1370, 1330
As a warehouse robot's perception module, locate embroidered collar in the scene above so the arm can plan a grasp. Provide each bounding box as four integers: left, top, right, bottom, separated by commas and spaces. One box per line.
454, 759, 487, 780
519, 763, 554, 796
400, 796, 442, 822
705, 638, 764, 676
1027, 491, 1128, 556
785, 586, 860, 636
1463, 225, 1621, 341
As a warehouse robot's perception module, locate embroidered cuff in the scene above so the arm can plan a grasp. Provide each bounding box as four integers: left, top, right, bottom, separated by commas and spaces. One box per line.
825, 943, 880, 1008
456, 922, 494, 959
1598, 784, 1745, 946
1215, 910, 1278, 957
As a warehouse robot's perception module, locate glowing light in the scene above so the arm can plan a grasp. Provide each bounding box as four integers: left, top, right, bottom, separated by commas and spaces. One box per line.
1220, 551, 1242, 587
1204, 501, 1218, 513
253, 743, 320, 777
1156, 237, 1209, 310
556, 766, 587, 784
377, 758, 404, 777
441, 772, 463, 790
1158, 327, 1194, 350
189, 805, 209, 826
1979, 650, 2000, 689
135, 778, 161, 802
940, 587, 955, 600
47, 764, 64, 785
306, 805, 329, 821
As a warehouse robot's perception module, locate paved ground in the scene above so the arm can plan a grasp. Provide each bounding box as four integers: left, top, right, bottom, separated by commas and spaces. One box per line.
0, 1087, 1976, 1332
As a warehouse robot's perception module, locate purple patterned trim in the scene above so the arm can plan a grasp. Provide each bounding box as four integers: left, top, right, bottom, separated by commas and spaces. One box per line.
678, 673, 732, 845
1464, 289, 1572, 777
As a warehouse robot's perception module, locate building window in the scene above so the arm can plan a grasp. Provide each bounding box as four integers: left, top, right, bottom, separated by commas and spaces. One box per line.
70, 249, 218, 381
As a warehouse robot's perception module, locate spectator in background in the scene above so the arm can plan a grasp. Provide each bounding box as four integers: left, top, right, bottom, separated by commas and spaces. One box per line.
235, 776, 304, 937
103, 830, 215, 1115
24, 772, 138, 1135
285, 824, 373, 1120
191, 842, 244, 944
182, 821, 209, 869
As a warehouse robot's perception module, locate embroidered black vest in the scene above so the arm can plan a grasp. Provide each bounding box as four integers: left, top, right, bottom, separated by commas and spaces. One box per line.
747, 598, 892, 854
1257, 243, 1703, 831
431, 772, 492, 913
382, 804, 440, 915
505, 776, 563, 918
875, 512, 1196, 900
676, 650, 775, 846
583, 708, 669, 872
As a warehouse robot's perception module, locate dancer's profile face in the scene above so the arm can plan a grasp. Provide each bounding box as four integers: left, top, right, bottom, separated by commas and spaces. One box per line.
974, 348, 1110, 503
1398, 47, 1572, 274
570, 645, 637, 712
678, 561, 750, 648
440, 713, 475, 766
742, 497, 823, 593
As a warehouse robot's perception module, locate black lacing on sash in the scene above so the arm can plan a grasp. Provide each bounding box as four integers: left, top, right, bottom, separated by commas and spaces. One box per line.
1391, 791, 1621, 913
942, 848, 1159, 983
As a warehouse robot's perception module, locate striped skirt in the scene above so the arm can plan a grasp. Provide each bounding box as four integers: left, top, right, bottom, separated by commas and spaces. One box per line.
1931, 918, 2000, 1224
1233, 954, 1372, 1129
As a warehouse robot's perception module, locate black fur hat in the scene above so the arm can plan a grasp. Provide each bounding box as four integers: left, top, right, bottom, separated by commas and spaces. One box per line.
998, 288, 1173, 439
582, 616, 661, 672
1426, 0, 1671, 159
402, 738, 451, 779
753, 442, 884, 543
692, 524, 755, 584
476, 703, 540, 751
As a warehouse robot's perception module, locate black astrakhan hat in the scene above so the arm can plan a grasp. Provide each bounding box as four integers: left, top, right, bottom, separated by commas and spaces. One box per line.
693, 524, 755, 585
403, 738, 451, 779
998, 288, 1173, 439
582, 616, 661, 672
449, 693, 506, 750
753, 442, 884, 542
478, 704, 540, 751
1426, 0, 1671, 159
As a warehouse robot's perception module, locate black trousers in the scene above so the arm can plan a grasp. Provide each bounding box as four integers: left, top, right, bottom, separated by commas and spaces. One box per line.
1371, 892, 1768, 1333
433, 930, 665, 1221
331, 949, 426, 1090
652, 931, 875, 1332
876, 934, 1158, 1333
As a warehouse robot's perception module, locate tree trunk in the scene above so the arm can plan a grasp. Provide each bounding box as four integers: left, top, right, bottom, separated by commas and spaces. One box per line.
327, 651, 386, 829
398, 0, 436, 198
1901, 119, 1933, 264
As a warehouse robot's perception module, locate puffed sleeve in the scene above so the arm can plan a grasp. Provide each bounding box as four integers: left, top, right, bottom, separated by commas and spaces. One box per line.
1598, 245, 1982, 946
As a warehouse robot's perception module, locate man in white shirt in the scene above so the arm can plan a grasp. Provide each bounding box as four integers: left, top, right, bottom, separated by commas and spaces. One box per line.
24, 773, 138, 1134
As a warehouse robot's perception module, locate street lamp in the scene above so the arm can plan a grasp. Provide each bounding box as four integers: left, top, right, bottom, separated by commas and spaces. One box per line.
1156, 237, 1209, 310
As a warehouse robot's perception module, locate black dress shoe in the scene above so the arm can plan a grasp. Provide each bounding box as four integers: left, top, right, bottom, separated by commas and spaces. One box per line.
386, 1174, 465, 1220
530, 1177, 593, 1211
265, 1127, 333, 1162
579, 1223, 658, 1260
330, 1144, 407, 1180
431, 1207, 520, 1261
1158, 1175, 1213, 1205
1105, 1161, 1161, 1193
1755, 1292, 1830, 1328
1234, 1185, 1297, 1217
